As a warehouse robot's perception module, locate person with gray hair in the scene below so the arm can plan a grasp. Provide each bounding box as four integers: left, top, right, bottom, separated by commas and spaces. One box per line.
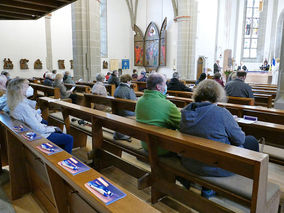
225, 71, 254, 98
92, 73, 109, 111
43, 72, 53, 86
168, 71, 192, 92
135, 73, 181, 155
178, 79, 259, 197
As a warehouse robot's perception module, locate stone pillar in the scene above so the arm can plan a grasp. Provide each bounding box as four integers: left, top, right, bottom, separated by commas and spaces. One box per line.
177, 0, 198, 80
45, 14, 53, 71
274, 21, 284, 109
72, 0, 101, 81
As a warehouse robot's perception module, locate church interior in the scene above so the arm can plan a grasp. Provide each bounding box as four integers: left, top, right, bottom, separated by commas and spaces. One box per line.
0, 0, 284, 212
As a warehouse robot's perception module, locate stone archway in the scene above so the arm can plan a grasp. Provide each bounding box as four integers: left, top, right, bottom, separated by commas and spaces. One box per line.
275, 9, 284, 58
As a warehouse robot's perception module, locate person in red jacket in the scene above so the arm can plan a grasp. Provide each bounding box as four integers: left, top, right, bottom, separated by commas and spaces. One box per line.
105, 72, 111, 81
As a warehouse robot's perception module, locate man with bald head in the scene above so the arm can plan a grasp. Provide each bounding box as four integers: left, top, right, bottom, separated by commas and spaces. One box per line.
135, 73, 181, 156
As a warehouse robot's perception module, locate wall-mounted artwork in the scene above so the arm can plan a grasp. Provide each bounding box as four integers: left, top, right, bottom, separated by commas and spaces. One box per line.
34, 59, 42, 69
20, 59, 29, 69
3, 58, 13, 69
134, 25, 144, 66
159, 18, 167, 66
58, 60, 65, 69
70, 60, 73, 69
122, 59, 129, 69
144, 22, 160, 70
110, 59, 119, 71
102, 60, 108, 69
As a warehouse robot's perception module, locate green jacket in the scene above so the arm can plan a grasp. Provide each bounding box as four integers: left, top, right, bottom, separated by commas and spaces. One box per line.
135, 90, 181, 155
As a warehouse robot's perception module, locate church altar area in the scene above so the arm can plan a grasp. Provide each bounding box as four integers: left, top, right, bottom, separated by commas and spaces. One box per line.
245, 71, 272, 84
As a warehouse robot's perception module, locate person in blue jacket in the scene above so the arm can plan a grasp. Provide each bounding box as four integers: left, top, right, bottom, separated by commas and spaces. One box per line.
179, 79, 259, 197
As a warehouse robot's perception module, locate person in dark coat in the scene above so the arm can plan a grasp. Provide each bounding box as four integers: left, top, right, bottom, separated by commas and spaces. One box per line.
213, 72, 224, 87
195, 73, 206, 85
213, 60, 221, 73
137, 71, 147, 82
43, 72, 53, 86
113, 74, 137, 141
225, 71, 254, 98
168, 72, 192, 92
107, 70, 120, 87
179, 79, 259, 197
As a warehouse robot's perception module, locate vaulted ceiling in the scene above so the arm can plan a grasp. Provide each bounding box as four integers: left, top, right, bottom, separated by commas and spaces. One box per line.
0, 0, 77, 20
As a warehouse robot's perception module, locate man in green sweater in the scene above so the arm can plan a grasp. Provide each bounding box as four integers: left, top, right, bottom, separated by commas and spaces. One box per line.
135, 73, 181, 155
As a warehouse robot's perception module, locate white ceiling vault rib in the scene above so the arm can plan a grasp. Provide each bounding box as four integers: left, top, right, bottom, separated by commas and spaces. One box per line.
125, 0, 139, 29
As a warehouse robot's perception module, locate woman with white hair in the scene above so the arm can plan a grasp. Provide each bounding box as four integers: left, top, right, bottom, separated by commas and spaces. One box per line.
178, 80, 259, 197
7, 78, 73, 153
92, 73, 109, 111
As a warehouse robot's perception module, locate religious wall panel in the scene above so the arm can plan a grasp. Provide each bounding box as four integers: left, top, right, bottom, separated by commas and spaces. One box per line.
159, 18, 167, 66
134, 25, 144, 66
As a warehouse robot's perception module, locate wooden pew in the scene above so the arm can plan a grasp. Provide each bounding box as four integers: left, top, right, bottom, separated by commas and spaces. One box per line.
254, 94, 273, 108
38, 97, 280, 213
227, 96, 254, 105
65, 83, 91, 93
184, 80, 196, 85
132, 81, 147, 91
0, 112, 158, 213
252, 89, 277, 99
105, 84, 116, 96
252, 87, 277, 91
167, 90, 193, 98
29, 82, 60, 99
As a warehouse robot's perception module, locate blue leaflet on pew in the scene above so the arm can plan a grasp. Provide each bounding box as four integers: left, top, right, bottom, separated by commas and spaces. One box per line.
36, 142, 63, 155
58, 157, 90, 175
13, 125, 29, 133
21, 132, 42, 141
85, 177, 126, 205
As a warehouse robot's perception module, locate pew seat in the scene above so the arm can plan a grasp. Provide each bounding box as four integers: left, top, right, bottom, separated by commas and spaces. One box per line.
160, 156, 280, 212
48, 112, 147, 159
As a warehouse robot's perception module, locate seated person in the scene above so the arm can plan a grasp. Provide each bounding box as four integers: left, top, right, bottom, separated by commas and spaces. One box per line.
135, 73, 181, 155
132, 69, 138, 81
53, 73, 77, 103
43, 72, 53, 86
225, 71, 254, 98
107, 70, 120, 87
0, 71, 10, 93
51, 70, 57, 79
7, 78, 73, 153
63, 71, 75, 85
168, 72, 192, 92
260, 59, 270, 71
195, 73, 206, 85
237, 62, 247, 72
113, 74, 137, 141
137, 71, 147, 82
92, 73, 110, 111
179, 80, 259, 196
213, 72, 224, 87
105, 72, 111, 81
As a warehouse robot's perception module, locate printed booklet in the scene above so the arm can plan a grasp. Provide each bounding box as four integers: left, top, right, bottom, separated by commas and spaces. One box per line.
85, 177, 126, 205
58, 157, 90, 175
13, 124, 29, 133
21, 131, 42, 141
36, 142, 63, 155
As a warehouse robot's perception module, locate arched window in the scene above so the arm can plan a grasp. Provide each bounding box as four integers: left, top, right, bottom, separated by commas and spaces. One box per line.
100, 0, 108, 57
241, 0, 267, 62
243, 0, 260, 59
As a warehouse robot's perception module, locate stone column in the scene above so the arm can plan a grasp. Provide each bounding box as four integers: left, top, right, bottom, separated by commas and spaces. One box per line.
45, 14, 53, 71
72, 0, 101, 81
274, 21, 284, 109
176, 0, 198, 80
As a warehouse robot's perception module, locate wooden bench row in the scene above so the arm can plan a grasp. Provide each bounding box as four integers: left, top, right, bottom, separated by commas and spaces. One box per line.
0, 112, 157, 213
37, 96, 281, 213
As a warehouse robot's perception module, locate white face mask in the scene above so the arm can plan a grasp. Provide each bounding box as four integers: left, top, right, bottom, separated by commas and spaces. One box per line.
25, 86, 34, 97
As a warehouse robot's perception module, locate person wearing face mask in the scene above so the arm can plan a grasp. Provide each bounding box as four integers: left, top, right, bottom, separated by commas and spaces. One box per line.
135, 73, 181, 155
7, 78, 74, 153
53, 73, 77, 103
113, 74, 137, 141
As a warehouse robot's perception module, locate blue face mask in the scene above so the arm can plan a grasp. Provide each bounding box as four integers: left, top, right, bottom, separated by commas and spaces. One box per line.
163, 84, 167, 95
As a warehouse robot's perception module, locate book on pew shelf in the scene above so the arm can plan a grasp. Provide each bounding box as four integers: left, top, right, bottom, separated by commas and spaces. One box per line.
36, 142, 63, 155
58, 157, 90, 175
13, 124, 29, 133
21, 132, 42, 141
85, 177, 126, 205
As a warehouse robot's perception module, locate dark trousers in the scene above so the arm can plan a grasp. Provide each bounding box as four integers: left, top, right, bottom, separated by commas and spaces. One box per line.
47, 133, 73, 154
69, 94, 77, 104
243, 135, 259, 152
